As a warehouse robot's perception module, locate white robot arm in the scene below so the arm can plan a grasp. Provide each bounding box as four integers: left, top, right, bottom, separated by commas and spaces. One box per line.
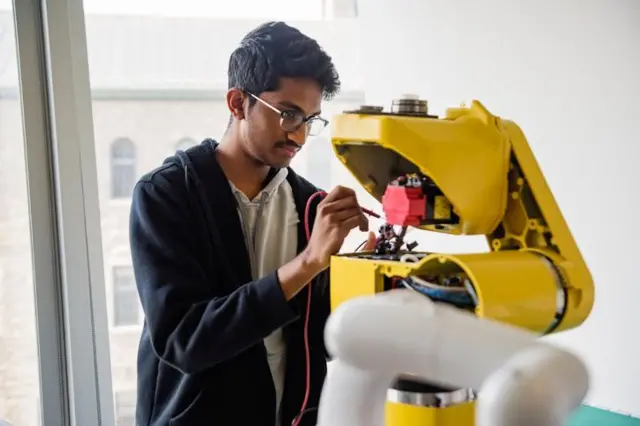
317, 290, 589, 426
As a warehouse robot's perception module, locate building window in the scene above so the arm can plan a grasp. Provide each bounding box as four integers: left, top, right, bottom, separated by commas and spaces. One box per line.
306, 136, 332, 190
110, 138, 136, 198
115, 391, 136, 426
175, 137, 197, 152
113, 266, 139, 327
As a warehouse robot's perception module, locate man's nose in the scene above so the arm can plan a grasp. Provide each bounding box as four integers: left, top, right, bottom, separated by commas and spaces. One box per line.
287, 125, 308, 146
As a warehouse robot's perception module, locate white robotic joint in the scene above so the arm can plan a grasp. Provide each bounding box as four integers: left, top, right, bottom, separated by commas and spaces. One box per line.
318, 290, 589, 426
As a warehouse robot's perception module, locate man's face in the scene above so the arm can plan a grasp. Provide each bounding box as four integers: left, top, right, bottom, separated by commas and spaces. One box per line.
233, 78, 324, 168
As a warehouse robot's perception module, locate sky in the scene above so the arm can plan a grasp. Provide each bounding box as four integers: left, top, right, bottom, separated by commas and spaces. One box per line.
0, 0, 323, 19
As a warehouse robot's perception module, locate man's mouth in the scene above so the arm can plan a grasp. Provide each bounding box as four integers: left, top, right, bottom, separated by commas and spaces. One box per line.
277, 144, 300, 158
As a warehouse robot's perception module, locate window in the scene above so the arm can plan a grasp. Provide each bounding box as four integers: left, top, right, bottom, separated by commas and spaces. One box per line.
83, 0, 325, 20
112, 266, 140, 327
175, 137, 196, 152
110, 138, 136, 198
114, 391, 136, 426
306, 136, 332, 190
84, 4, 365, 413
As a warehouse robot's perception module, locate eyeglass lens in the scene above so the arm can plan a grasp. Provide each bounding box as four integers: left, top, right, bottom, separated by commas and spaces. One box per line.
280, 114, 326, 136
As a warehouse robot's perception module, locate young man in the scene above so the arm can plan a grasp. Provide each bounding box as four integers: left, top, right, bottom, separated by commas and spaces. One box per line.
130, 22, 376, 426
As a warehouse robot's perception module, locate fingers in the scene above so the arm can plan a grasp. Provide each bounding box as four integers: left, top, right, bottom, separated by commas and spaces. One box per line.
331, 207, 362, 222
322, 185, 356, 203
319, 187, 361, 216
340, 214, 369, 234
358, 213, 369, 232
316, 185, 370, 243
326, 205, 368, 231
321, 196, 360, 215
358, 232, 377, 252
365, 231, 377, 249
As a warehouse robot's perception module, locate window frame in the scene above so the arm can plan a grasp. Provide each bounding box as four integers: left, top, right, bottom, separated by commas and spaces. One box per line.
13, 0, 116, 424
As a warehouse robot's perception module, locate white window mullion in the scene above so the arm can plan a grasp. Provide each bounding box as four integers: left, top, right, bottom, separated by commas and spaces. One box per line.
13, 0, 69, 424
17, 0, 116, 424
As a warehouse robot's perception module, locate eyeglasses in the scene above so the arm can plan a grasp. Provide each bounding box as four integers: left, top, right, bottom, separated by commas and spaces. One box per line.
248, 93, 328, 137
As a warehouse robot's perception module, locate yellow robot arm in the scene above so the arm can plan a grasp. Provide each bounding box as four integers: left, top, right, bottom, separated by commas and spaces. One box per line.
329, 97, 593, 335
324, 97, 594, 426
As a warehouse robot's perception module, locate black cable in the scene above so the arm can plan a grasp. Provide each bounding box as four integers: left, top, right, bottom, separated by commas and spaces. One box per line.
292, 406, 318, 425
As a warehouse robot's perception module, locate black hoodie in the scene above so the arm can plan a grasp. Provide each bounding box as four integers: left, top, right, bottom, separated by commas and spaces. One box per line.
129, 139, 330, 426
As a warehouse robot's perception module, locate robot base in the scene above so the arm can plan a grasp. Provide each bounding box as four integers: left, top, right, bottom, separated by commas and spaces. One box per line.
317, 290, 589, 426
386, 378, 475, 426
386, 400, 474, 426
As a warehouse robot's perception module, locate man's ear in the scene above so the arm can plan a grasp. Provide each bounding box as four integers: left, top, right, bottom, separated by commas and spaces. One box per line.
226, 88, 246, 120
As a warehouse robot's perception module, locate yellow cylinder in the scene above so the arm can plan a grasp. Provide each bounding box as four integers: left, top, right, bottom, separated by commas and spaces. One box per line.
385, 387, 476, 426
442, 250, 562, 333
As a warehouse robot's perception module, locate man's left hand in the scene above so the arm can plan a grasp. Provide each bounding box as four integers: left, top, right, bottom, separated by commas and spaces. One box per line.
359, 231, 377, 252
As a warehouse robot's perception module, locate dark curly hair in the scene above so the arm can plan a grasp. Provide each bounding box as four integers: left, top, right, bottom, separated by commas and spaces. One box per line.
228, 21, 341, 103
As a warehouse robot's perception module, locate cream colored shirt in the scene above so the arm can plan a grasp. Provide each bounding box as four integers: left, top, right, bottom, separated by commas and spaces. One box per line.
230, 168, 299, 425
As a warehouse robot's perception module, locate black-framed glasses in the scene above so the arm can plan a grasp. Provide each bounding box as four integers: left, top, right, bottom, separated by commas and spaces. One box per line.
248, 93, 328, 137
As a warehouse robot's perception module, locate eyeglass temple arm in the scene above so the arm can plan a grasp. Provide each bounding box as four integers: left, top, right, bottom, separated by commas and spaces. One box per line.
249, 93, 282, 114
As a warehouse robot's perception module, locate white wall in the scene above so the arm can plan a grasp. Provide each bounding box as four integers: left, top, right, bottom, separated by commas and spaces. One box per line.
356, 0, 640, 416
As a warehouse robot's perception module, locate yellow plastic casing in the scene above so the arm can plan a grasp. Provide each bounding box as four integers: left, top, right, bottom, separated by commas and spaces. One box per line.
386, 400, 475, 425
328, 100, 595, 426
329, 100, 594, 333
331, 249, 563, 332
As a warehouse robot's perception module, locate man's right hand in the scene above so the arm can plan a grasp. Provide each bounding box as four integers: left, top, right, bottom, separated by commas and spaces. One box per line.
304, 186, 369, 271
278, 186, 369, 301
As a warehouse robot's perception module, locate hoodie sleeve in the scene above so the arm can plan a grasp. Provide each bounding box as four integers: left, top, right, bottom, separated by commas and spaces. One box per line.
310, 268, 332, 360
130, 178, 299, 375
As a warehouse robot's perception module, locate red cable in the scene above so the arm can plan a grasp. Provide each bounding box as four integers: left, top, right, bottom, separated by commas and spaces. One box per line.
293, 190, 380, 426
292, 191, 324, 426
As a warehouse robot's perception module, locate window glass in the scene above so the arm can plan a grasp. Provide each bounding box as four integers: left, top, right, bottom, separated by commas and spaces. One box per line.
82, 0, 324, 20
85, 4, 364, 414
175, 137, 197, 152
113, 266, 139, 327
114, 391, 136, 426
110, 138, 137, 198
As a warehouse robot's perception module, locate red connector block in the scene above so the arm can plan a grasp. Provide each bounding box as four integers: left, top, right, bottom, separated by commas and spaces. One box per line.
382, 185, 426, 227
